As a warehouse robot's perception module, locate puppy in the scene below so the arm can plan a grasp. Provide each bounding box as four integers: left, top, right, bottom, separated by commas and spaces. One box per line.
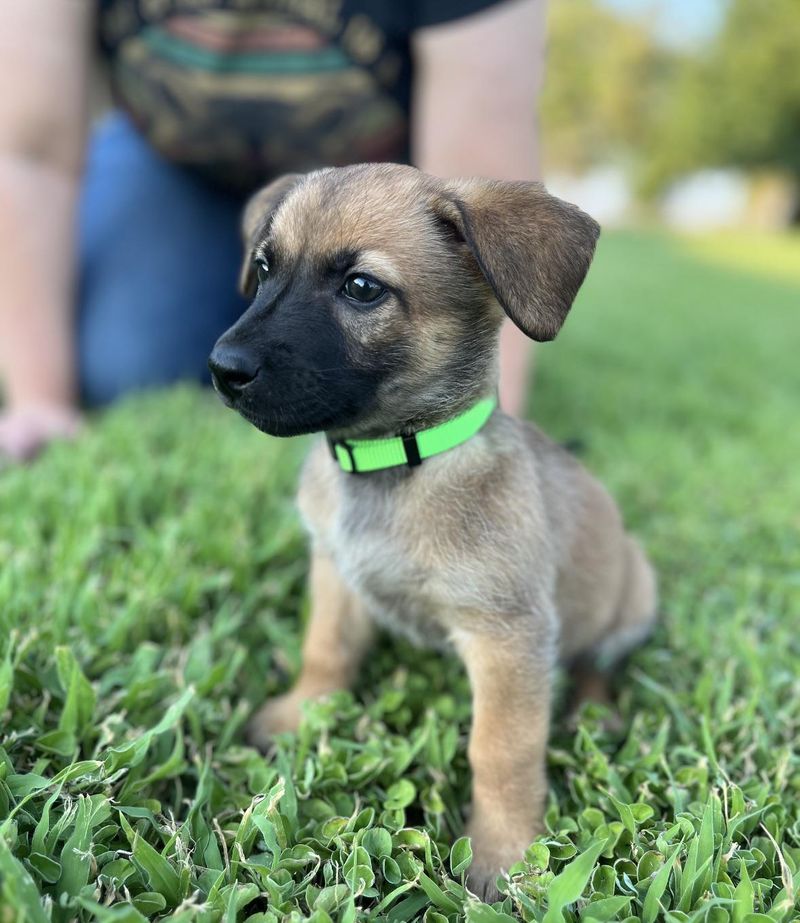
208, 164, 657, 899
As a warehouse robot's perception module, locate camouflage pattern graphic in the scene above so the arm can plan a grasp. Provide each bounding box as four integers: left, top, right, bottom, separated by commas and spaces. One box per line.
99, 0, 409, 190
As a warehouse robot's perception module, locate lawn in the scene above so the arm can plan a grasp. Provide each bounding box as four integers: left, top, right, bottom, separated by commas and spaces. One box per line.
1, 230, 798, 922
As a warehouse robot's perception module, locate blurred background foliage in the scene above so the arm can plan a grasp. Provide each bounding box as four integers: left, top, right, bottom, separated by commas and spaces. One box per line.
541, 0, 800, 226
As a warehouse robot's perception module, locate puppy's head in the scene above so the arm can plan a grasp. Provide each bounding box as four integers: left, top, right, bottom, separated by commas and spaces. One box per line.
209, 164, 599, 438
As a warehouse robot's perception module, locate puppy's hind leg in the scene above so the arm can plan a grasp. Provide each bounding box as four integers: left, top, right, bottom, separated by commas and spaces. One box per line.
247, 550, 373, 749
599, 537, 657, 665
571, 537, 657, 711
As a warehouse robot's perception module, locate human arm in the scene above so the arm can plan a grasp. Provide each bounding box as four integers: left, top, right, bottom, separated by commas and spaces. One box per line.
411, 0, 547, 415
0, 0, 91, 459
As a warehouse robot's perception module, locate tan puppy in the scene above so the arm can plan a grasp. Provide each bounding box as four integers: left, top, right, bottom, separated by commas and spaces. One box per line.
208, 164, 657, 899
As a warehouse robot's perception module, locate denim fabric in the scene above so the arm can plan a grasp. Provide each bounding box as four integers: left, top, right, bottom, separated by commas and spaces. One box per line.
77, 112, 248, 406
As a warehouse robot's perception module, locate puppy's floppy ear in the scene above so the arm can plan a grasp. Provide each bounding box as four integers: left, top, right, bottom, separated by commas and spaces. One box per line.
433, 179, 600, 341
239, 173, 303, 298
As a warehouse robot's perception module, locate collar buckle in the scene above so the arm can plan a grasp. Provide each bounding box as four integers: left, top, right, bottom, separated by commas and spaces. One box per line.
327, 437, 359, 473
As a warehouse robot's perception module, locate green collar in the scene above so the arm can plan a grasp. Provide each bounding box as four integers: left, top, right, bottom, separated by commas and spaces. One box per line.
327, 396, 497, 474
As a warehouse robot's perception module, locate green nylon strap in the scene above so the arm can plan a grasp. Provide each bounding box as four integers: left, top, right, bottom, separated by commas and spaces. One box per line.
327, 396, 497, 474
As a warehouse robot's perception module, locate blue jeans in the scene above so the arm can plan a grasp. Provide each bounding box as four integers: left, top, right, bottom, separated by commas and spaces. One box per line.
78, 113, 249, 406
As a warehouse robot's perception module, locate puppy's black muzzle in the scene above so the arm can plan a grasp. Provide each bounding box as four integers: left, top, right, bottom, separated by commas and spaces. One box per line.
208, 344, 259, 407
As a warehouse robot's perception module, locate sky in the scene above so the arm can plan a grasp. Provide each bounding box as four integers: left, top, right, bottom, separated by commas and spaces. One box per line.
600, 0, 723, 48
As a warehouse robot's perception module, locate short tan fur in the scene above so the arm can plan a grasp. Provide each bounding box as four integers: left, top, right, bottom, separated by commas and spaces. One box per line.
222, 164, 657, 900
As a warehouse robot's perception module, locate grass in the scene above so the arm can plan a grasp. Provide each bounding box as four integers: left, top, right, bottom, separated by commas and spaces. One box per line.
1, 229, 799, 922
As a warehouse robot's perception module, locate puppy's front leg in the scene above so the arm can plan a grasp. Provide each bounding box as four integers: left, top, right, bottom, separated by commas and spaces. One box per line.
248, 551, 372, 749
454, 625, 555, 901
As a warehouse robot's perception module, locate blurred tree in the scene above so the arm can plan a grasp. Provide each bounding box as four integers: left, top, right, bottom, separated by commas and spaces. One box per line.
642, 0, 800, 198
540, 0, 672, 173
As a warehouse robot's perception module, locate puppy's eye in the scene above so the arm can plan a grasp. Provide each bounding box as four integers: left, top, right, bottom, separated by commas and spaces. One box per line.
255, 258, 269, 285
341, 274, 385, 305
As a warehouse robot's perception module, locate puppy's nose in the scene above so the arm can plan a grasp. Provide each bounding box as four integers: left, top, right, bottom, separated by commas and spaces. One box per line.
208, 345, 258, 404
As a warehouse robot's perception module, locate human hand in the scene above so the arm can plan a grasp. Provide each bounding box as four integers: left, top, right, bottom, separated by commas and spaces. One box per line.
0, 403, 83, 463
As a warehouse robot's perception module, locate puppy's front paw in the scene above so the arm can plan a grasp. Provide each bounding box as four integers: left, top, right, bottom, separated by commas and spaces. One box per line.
467, 837, 524, 904
465, 828, 531, 903
246, 692, 305, 750
467, 859, 504, 903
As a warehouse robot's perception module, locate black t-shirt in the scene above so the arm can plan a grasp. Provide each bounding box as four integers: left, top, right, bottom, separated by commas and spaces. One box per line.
98, 0, 507, 190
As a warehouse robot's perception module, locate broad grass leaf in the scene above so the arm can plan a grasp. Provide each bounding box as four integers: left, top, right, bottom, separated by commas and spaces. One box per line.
0, 836, 49, 923
733, 853, 754, 923
351, 807, 375, 831
314, 884, 350, 913
222, 882, 260, 921
275, 750, 298, 828
386, 780, 417, 811
344, 845, 375, 893
131, 891, 168, 914
104, 686, 194, 773
252, 814, 281, 860
55, 646, 96, 740
696, 795, 717, 898
368, 880, 419, 917
31, 782, 66, 855
765, 862, 800, 922
126, 729, 186, 793
606, 792, 636, 837
6, 773, 50, 797
36, 729, 77, 757
363, 826, 393, 859
450, 836, 473, 876
591, 862, 617, 897
75, 898, 148, 922
580, 896, 633, 921
57, 794, 94, 900
465, 904, 518, 923
119, 810, 182, 907
27, 852, 62, 884
381, 855, 403, 885
631, 804, 655, 824
100, 859, 137, 885
642, 844, 682, 923
526, 842, 551, 869
54, 760, 104, 784
396, 828, 429, 851
417, 873, 460, 913
542, 838, 607, 923
678, 837, 701, 911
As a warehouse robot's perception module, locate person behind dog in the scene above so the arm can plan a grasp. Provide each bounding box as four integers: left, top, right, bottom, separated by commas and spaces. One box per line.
0, 0, 545, 462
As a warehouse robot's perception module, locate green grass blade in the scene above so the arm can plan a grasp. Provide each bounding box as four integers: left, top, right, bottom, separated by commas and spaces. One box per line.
642, 844, 682, 923
0, 834, 50, 923
543, 838, 607, 923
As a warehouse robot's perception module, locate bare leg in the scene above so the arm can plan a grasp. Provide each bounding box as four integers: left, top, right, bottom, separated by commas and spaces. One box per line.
454, 627, 554, 900
247, 551, 372, 748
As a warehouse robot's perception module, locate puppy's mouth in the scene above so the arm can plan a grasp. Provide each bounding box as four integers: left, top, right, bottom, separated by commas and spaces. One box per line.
235, 401, 332, 438
209, 361, 333, 434
230, 378, 366, 437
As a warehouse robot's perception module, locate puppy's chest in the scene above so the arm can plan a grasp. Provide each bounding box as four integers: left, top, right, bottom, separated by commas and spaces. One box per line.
338, 530, 446, 646
305, 480, 460, 647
